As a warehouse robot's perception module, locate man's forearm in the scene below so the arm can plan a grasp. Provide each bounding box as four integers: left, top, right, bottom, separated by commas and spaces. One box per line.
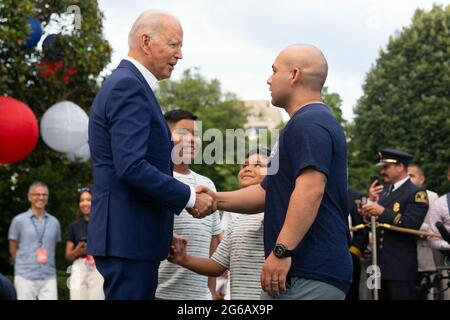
276, 171, 325, 249
217, 184, 265, 214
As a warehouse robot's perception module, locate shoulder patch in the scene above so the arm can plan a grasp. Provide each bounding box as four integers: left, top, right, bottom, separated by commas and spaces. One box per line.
415, 191, 428, 204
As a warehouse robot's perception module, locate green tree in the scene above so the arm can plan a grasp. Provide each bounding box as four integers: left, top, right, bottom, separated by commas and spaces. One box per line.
0, 0, 111, 276
349, 4, 450, 194
156, 68, 249, 191
322, 86, 346, 128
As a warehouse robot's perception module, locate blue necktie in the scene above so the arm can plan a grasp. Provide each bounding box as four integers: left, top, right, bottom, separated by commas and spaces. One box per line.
385, 184, 394, 198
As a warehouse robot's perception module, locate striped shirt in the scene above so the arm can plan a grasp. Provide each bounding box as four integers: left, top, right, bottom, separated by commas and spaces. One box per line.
212, 212, 265, 300
156, 170, 222, 300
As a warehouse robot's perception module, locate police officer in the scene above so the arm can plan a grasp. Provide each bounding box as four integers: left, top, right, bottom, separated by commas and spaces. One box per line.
360, 148, 429, 300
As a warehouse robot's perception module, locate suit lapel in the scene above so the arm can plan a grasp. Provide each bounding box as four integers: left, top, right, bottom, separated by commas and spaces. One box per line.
117, 59, 169, 126
117, 59, 173, 161
379, 179, 411, 205
117, 60, 160, 110
117, 59, 148, 88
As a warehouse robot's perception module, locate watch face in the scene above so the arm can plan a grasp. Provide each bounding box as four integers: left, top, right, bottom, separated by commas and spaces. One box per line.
274, 245, 284, 257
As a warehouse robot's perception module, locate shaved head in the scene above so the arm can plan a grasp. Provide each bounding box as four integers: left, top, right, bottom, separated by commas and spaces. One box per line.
279, 44, 328, 91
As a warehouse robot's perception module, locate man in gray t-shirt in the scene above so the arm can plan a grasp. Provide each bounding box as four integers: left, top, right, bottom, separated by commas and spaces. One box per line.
8, 181, 61, 300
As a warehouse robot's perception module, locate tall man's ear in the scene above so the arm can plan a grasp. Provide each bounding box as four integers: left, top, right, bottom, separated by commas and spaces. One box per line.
141, 34, 152, 53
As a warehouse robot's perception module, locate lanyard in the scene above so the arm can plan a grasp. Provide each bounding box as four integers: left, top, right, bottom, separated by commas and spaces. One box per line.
31, 216, 47, 246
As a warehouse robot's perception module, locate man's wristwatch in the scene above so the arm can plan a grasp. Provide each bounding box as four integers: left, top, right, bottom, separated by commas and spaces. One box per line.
273, 244, 294, 258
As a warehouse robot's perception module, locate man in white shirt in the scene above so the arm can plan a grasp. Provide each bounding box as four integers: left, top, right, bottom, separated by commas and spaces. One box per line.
408, 164, 439, 299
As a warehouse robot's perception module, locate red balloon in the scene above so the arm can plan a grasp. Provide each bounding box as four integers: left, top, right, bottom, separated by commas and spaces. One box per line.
0, 97, 39, 164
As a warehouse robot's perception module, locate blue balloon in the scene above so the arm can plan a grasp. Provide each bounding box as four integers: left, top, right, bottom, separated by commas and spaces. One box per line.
22, 17, 42, 49
42, 34, 57, 51
42, 34, 64, 61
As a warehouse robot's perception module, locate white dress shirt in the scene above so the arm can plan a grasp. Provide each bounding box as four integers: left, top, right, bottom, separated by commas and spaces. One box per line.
392, 176, 410, 192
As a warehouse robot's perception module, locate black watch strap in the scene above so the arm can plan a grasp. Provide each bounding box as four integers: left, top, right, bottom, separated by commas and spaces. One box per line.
273, 244, 294, 258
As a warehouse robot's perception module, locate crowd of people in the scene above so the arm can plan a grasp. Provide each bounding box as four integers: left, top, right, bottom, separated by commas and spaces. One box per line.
1, 9, 449, 300
4, 182, 104, 300
2, 160, 448, 300
348, 153, 450, 300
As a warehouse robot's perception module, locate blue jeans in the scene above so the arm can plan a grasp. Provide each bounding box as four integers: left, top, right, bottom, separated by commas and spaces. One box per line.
260, 277, 346, 300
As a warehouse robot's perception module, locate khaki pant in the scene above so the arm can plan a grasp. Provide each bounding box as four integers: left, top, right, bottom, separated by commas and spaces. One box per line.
14, 275, 57, 300
68, 257, 104, 300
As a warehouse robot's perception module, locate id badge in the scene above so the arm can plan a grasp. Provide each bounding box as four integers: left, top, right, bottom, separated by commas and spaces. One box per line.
36, 247, 48, 264
85, 255, 96, 270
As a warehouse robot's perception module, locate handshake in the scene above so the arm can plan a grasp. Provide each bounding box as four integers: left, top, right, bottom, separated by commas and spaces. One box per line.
187, 185, 218, 219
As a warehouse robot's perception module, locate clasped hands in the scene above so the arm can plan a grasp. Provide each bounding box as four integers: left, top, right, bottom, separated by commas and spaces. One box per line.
187, 185, 217, 219
359, 202, 385, 217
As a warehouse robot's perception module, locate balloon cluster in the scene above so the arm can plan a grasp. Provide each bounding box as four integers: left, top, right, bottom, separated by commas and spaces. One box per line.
0, 17, 88, 164
0, 98, 90, 165
38, 34, 78, 84
22, 16, 78, 84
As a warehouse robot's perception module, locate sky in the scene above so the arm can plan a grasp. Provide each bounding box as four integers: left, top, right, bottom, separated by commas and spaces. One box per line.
96, 0, 449, 121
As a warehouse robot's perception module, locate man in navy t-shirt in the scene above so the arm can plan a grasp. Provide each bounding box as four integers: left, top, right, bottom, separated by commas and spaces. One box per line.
209, 44, 352, 299
260, 102, 351, 297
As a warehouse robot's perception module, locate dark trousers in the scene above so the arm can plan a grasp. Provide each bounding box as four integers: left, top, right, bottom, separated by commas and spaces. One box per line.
380, 280, 416, 300
95, 256, 160, 300
345, 253, 361, 300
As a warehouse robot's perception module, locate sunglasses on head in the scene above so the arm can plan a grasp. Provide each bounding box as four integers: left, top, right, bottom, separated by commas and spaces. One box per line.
77, 187, 91, 193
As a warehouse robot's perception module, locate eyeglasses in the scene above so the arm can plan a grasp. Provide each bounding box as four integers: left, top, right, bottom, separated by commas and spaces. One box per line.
31, 193, 48, 198
77, 187, 91, 193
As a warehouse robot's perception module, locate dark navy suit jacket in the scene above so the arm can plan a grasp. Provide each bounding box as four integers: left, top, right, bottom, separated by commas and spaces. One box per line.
87, 60, 190, 262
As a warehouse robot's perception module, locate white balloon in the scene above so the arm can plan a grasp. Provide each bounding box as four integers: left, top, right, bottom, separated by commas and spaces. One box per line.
66, 143, 90, 162
40, 101, 88, 153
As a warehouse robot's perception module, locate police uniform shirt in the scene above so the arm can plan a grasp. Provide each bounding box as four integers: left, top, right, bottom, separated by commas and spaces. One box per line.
376, 178, 429, 281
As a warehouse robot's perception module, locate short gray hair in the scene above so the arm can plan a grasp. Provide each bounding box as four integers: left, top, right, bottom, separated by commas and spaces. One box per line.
28, 181, 49, 195
128, 9, 179, 49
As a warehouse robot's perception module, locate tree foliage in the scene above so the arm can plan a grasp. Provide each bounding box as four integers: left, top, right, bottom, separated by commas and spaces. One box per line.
349, 4, 450, 194
0, 0, 111, 273
157, 69, 249, 191
322, 86, 346, 128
